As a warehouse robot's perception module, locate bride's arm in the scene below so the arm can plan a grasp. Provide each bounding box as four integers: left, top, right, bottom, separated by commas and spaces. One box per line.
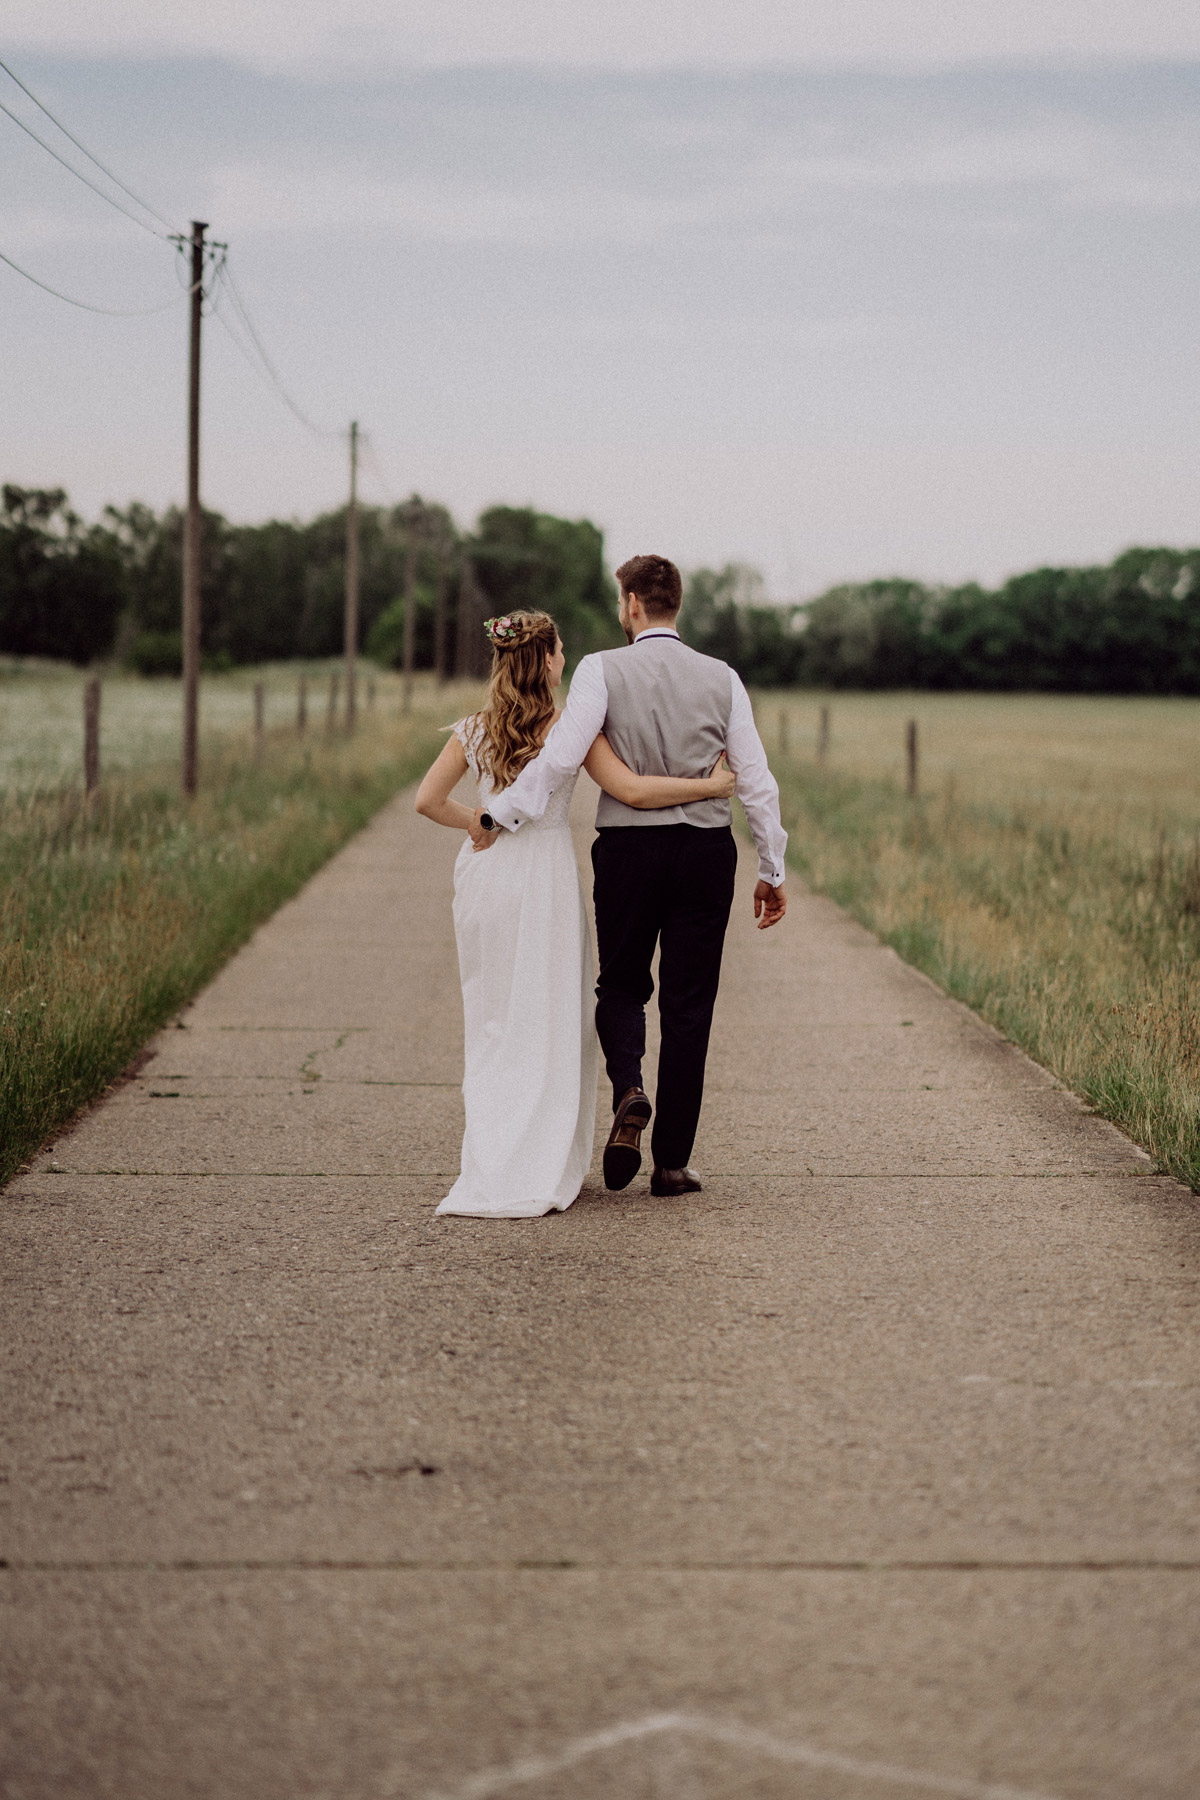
583, 734, 736, 810
415, 735, 476, 830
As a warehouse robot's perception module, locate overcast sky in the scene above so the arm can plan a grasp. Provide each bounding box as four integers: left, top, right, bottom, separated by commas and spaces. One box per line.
12, 0, 1200, 71
3, 4, 1200, 594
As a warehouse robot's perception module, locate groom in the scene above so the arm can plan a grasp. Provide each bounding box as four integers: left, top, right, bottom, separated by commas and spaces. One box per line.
475, 554, 788, 1197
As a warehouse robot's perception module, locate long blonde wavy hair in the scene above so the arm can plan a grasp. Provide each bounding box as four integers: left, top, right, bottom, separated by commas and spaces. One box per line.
473, 609, 560, 790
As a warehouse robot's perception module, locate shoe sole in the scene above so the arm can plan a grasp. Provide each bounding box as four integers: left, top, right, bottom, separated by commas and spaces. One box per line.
603, 1096, 652, 1191
603, 1143, 642, 1191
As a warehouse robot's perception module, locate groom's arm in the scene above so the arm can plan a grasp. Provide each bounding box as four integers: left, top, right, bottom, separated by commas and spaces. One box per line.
725, 671, 789, 890
485, 654, 609, 832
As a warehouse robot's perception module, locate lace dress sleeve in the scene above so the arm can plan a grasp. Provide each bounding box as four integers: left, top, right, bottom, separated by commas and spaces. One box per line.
453, 716, 484, 781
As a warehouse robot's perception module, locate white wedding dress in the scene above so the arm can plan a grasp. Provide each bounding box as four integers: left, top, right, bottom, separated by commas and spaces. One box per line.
436, 718, 599, 1217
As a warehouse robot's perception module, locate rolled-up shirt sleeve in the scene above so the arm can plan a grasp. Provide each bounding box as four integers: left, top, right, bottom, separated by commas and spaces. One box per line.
725, 671, 788, 886
486, 653, 609, 830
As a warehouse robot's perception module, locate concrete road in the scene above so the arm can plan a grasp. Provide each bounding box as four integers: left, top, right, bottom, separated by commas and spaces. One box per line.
3, 777, 1198, 1799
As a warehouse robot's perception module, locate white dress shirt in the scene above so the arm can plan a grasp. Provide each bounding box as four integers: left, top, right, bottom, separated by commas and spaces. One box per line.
486, 627, 789, 887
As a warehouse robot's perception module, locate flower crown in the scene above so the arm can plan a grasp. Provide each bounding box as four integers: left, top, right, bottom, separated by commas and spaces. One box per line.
484, 615, 521, 646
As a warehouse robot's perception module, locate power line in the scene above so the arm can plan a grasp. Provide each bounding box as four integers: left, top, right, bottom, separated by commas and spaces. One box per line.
0, 56, 347, 453
0, 58, 178, 236
0, 92, 173, 241
209, 272, 313, 428
216, 258, 339, 436
0, 242, 190, 316
212, 257, 342, 440
1, 57, 345, 450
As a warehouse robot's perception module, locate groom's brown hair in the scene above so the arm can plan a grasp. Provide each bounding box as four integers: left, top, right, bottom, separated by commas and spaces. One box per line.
615, 554, 683, 620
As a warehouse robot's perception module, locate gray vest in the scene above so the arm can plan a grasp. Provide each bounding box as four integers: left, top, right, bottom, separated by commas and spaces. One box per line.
594, 635, 734, 830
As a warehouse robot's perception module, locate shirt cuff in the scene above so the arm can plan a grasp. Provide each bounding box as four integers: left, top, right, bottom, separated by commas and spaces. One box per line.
486, 794, 521, 831
759, 859, 786, 886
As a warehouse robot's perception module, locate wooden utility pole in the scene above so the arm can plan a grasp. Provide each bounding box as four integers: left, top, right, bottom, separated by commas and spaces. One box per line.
402, 502, 419, 714
433, 556, 450, 685
181, 219, 207, 796
455, 556, 489, 679
344, 421, 359, 731
906, 718, 919, 797
83, 677, 101, 795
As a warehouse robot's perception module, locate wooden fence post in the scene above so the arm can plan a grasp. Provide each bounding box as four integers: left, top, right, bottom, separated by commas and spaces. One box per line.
327, 670, 340, 733
83, 676, 101, 795
297, 673, 307, 736
778, 710, 789, 759
253, 681, 265, 764
367, 676, 376, 711
817, 704, 830, 763
906, 718, 918, 797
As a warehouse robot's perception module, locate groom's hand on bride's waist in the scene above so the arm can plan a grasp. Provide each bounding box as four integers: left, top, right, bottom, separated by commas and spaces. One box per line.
753, 880, 787, 929
469, 808, 502, 853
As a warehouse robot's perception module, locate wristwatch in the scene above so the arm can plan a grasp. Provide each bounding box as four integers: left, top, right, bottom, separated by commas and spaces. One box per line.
479, 811, 496, 832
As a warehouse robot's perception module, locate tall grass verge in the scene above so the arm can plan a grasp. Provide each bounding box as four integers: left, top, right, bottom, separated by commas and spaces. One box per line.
1, 689, 470, 1184
773, 755, 1200, 1190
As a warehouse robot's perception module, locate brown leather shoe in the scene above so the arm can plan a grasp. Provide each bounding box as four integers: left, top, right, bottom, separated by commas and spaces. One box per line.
603, 1087, 652, 1191
650, 1165, 703, 1197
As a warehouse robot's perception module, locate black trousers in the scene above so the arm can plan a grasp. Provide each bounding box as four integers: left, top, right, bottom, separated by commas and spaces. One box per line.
591, 824, 738, 1171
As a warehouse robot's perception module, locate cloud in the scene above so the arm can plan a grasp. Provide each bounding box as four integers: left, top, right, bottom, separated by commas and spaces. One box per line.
8, 0, 1200, 70
163, 93, 1200, 249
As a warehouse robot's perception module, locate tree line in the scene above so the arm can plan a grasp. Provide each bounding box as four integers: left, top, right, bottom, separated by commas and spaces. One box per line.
679, 550, 1200, 693
5, 483, 1200, 692
0, 485, 620, 678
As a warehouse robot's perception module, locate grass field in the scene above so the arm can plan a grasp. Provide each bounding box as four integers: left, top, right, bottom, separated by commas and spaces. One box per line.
0, 657, 385, 793
0, 664, 480, 1184
760, 690, 1200, 1192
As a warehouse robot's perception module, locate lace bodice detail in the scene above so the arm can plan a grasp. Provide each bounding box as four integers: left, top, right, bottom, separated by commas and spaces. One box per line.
454, 716, 577, 830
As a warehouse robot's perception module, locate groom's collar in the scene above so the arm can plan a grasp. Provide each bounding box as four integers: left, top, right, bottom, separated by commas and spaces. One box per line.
633, 626, 681, 642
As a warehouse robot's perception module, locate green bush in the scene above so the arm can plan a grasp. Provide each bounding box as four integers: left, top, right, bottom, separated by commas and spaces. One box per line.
125, 630, 182, 676
364, 584, 437, 668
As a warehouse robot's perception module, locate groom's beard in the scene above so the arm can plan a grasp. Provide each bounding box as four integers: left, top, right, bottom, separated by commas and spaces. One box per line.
621, 618, 635, 644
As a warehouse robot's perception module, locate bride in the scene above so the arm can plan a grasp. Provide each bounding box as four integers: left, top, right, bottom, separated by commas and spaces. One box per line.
415, 609, 735, 1218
